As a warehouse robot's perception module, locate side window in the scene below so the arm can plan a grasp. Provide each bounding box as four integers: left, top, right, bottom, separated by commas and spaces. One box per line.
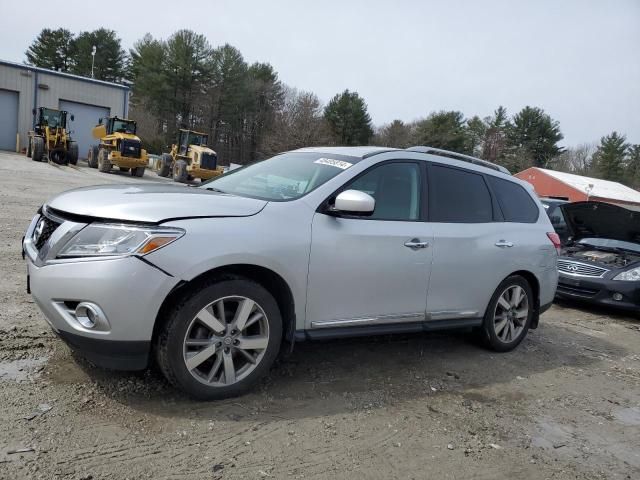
549, 206, 566, 228
345, 162, 421, 221
487, 176, 539, 223
428, 165, 493, 223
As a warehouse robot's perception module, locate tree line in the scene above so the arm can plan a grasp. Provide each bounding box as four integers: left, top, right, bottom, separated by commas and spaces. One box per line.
25, 28, 639, 189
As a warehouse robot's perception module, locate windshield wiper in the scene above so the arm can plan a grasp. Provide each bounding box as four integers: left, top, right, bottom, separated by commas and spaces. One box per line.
205, 187, 228, 194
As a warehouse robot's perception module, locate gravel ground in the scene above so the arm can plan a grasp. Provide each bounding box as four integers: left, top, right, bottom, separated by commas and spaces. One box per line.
0, 150, 639, 479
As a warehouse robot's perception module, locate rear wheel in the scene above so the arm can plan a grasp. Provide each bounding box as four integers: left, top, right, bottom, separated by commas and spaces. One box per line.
32, 137, 44, 162
67, 142, 78, 165
479, 275, 533, 352
97, 148, 111, 172
156, 277, 282, 399
173, 159, 188, 183
131, 166, 145, 177
87, 146, 99, 168
26, 138, 32, 158
158, 153, 172, 177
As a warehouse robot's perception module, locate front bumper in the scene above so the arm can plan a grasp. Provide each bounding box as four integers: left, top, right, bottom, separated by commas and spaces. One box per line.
23, 212, 178, 369
556, 273, 640, 311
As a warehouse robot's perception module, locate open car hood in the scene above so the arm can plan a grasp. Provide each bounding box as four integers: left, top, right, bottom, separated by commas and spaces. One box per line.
560, 201, 640, 244
45, 184, 267, 223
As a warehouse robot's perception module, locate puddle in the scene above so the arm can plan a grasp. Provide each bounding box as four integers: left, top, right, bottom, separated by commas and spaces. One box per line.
0, 356, 48, 382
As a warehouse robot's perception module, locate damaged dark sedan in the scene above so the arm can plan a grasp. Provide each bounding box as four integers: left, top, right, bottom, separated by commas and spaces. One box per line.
556, 201, 640, 311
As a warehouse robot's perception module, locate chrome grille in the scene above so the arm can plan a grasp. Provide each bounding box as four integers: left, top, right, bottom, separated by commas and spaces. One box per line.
33, 216, 61, 250
557, 259, 608, 278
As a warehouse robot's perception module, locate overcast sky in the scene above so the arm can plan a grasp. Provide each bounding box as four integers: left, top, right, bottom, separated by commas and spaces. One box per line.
2, 0, 638, 146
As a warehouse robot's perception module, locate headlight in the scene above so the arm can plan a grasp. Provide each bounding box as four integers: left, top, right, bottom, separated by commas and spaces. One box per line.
613, 266, 640, 281
57, 224, 184, 258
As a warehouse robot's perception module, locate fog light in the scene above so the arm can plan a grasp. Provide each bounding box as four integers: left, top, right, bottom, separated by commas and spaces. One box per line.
612, 293, 623, 301
75, 302, 103, 329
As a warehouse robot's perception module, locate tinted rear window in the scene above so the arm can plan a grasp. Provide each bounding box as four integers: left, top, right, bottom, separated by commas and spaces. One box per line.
428, 165, 493, 223
488, 176, 539, 223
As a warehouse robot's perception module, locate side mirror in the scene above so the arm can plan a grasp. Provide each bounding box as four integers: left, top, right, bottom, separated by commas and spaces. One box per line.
32, 108, 36, 115
70, 115, 75, 121
333, 190, 375, 215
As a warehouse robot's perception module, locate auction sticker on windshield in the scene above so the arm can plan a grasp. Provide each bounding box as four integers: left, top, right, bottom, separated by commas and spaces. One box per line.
314, 158, 353, 170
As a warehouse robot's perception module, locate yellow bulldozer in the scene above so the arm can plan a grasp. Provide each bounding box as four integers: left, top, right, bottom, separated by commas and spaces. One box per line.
88, 116, 148, 177
157, 129, 223, 183
27, 107, 78, 165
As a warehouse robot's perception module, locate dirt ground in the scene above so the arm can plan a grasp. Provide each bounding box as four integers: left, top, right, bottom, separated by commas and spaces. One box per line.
0, 150, 638, 480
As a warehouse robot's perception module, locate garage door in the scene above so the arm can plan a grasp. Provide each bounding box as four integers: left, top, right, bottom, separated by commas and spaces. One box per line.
0, 89, 19, 151
59, 100, 110, 159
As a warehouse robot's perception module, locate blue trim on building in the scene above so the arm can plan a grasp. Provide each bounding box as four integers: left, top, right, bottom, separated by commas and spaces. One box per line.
1, 59, 129, 91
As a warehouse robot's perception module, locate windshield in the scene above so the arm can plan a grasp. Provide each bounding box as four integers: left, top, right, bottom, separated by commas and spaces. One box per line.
201, 152, 359, 201
41, 109, 64, 128
578, 237, 640, 254
185, 132, 207, 146
112, 119, 136, 134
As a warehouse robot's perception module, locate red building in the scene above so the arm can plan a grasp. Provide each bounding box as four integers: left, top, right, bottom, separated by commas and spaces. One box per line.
515, 167, 640, 208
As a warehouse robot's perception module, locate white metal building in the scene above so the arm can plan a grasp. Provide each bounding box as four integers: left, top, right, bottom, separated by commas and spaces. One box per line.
0, 59, 129, 158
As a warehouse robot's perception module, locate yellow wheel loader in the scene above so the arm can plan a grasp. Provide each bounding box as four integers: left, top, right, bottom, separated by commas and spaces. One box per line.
157, 129, 224, 183
89, 117, 148, 177
27, 108, 78, 165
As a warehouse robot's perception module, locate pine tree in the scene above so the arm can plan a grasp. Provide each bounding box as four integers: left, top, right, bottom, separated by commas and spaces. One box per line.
412, 111, 467, 153
507, 106, 564, 169
593, 132, 629, 182
625, 144, 640, 189
25, 28, 74, 72
465, 116, 486, 157
324, 90, 373, 146
71, 28, 127, 81
482, 106, 509, 163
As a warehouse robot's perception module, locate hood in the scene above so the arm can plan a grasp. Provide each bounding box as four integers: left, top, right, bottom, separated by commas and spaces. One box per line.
45, 184, 267, 223
560, 201, 640, 244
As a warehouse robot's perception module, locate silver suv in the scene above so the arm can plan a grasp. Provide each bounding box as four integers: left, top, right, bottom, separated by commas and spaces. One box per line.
23, 146, 559, 399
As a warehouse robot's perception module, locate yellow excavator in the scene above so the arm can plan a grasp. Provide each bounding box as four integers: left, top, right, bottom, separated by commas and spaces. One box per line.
158, 129, 224, 183
89, 116, 148, 177
27, 107, 78, 165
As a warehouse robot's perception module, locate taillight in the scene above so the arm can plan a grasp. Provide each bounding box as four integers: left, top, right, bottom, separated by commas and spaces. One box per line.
547, 232, 561, 254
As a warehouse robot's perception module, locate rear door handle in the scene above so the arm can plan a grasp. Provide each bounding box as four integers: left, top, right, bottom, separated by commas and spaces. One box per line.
404, 238, 429, 250
495, 240, 514, 248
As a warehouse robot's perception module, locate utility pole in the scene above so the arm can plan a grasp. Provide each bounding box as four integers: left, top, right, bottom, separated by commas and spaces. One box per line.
91, 45, 97, 78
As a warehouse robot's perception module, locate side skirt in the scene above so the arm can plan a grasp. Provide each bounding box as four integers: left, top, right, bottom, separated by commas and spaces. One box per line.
294, 318, 483, 341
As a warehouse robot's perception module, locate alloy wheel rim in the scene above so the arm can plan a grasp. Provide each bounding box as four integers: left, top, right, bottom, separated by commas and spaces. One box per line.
493, 285, 528, 343
183, 295, 269, 387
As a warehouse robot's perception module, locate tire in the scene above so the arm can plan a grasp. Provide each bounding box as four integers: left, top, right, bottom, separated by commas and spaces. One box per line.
156, 276, 283, 400
119, 167, 130, 172
158, 153, 172, 177
67, 142, 78, 165
26, 138, 32, 158
479, 275, 534, 352
32, 137, 44, 162
97, 148, 112, 172
173, 159, 188, 183
87, 146, 99, 168
131, 166, 145, 177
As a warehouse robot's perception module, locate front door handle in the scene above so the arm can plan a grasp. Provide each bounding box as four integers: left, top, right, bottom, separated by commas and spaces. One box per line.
495, 240, 514, 248
404, 238, 429, 250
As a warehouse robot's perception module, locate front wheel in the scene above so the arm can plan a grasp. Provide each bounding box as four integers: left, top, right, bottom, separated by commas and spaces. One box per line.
156, 277, 282, 399
131, 166, 145, 177
173, 159, 188, 183
479, 275, 533, 352
67, 142, 78, 165
97, 148, 111, 172
157, 153, 172, 177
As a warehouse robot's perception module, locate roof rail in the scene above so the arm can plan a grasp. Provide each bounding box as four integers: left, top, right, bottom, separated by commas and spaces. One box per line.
406, 146, 511, 174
